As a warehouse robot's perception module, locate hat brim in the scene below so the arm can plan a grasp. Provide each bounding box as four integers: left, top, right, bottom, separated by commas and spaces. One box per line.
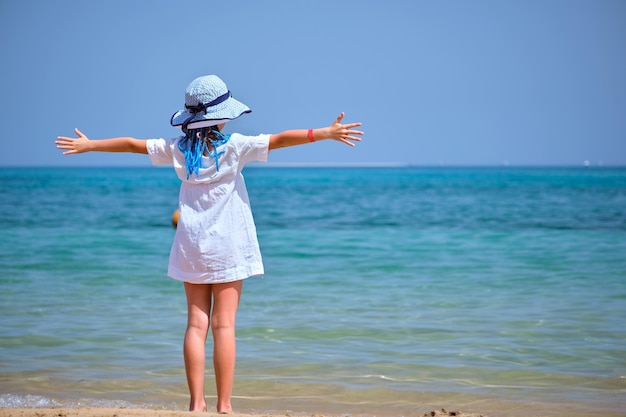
170, 96, 251, 127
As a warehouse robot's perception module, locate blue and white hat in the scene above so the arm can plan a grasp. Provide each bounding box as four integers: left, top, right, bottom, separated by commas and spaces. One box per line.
170, 75, 251, 132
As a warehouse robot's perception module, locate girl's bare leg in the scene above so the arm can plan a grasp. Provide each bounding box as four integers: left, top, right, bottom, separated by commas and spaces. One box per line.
210, 280, 243, 414
183, 282, 212, 412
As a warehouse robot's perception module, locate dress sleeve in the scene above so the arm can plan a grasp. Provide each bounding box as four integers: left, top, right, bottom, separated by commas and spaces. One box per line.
146, 137, 178, 166
232, 133, 270, 167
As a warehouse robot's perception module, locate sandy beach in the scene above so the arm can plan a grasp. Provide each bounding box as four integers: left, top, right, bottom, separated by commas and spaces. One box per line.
0, 408, 489, 417
3, 404, 626, 417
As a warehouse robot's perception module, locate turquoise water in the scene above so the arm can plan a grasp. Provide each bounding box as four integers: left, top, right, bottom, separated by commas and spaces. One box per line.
1, 166, 625, 415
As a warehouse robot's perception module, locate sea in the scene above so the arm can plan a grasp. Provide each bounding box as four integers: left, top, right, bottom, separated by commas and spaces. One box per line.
1, 166, 625, 416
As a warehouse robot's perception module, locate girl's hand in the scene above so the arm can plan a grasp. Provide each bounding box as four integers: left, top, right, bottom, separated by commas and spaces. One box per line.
327, 112, 363, 147
56, 128, 91, 155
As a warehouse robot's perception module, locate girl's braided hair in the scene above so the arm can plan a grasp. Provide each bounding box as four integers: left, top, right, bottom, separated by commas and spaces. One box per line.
178, 125, 231, 178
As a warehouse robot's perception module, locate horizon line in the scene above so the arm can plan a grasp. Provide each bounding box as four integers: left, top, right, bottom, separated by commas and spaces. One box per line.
2, 162, 626, 169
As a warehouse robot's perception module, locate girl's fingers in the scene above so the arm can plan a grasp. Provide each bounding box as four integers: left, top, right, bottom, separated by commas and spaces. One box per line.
55, 136, 78, 155
348, 129, 364, 135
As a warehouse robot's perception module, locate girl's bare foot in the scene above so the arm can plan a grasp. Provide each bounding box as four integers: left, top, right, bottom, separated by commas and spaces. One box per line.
188, 399, 207, 412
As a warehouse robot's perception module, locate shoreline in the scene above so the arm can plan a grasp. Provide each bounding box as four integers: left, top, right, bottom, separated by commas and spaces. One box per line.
2, 374, 625, 417
1, 390, 624, 417
1, 405, 625, 417
1, 408, 487, 417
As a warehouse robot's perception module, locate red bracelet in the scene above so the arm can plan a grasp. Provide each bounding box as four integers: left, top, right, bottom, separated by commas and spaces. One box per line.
308, 129, 315, 142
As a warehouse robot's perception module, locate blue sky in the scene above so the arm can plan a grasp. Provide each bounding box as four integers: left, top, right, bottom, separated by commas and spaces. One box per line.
1, 0, 625, 167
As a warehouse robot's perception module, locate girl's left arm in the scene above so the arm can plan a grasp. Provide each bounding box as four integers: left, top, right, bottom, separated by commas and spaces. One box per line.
56, 128, 148, 155
269, 112, 363, 150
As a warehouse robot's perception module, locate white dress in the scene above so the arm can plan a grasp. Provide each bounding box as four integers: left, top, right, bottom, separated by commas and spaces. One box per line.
146, 133, 270, 284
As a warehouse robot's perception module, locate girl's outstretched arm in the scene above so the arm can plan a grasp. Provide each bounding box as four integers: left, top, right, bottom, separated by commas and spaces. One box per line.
56, 128, 148, 155
269, 112, 363, 150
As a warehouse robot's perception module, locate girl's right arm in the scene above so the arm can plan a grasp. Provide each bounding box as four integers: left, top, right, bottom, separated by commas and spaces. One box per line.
56, 128, 148, 155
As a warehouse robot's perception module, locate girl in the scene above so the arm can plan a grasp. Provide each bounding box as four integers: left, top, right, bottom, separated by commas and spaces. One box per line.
55, 75, 363, 413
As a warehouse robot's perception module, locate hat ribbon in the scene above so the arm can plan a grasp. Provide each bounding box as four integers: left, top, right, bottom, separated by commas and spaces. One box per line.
182, 91, 232, 133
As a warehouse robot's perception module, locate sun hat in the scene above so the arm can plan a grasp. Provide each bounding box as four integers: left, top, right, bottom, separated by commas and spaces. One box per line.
170, 75, 251, 132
